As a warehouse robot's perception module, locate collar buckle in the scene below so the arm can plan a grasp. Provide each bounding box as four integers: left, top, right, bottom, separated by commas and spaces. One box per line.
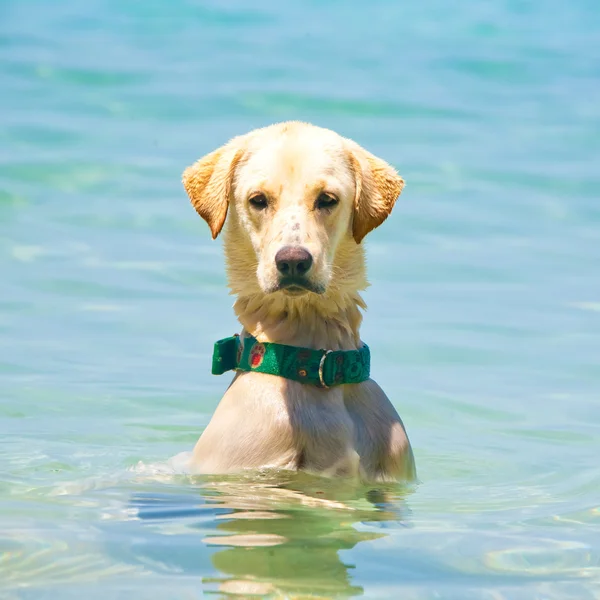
318, 350, 332, 389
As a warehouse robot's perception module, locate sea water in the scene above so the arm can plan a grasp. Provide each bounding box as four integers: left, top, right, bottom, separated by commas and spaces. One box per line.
1, 0, 599, 597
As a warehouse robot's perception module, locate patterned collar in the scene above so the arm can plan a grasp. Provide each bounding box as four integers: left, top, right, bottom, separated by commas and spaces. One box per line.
211, 334, 370, 388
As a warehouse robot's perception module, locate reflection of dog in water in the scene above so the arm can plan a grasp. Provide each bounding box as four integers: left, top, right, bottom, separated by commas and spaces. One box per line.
132, 473, 410, 597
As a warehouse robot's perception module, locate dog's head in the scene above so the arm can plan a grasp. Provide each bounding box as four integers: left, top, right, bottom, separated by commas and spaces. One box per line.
182, 122, 404, 298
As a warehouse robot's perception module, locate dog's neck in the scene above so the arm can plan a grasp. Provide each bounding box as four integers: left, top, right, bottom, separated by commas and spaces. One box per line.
233, 290, 365, 351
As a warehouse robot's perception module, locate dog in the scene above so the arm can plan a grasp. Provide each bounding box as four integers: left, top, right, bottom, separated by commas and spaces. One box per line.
182, 121, 415, 482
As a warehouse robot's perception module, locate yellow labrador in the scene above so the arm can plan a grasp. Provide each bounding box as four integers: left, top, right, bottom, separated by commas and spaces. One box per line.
182, 122, 415, 482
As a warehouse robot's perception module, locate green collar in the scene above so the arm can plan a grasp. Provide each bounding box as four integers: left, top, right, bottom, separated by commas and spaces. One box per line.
212, 334, 370, 388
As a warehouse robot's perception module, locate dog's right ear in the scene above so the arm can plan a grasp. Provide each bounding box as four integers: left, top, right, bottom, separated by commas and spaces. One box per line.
182, 139, 245, 239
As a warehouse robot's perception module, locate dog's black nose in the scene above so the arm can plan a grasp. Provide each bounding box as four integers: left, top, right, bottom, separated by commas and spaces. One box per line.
275, 246, 313, 277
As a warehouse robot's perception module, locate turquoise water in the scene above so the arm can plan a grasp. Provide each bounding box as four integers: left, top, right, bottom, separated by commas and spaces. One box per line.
2, 0, 600, 597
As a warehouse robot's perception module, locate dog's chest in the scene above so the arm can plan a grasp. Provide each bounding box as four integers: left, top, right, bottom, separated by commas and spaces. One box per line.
197, 373, 390, 478
266, 380, 382, 476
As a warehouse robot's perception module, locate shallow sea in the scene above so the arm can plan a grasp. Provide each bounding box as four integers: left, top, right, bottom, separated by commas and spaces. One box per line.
1, 1, 600, 598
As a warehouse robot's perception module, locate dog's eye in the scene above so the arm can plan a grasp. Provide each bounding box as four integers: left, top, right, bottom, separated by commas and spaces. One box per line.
316, 193, 338, 210
249, 193, 268, 210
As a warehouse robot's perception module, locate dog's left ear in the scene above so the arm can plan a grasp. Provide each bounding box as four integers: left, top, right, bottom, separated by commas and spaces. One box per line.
346, 141, 405, 244
182, 138, 245, 239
